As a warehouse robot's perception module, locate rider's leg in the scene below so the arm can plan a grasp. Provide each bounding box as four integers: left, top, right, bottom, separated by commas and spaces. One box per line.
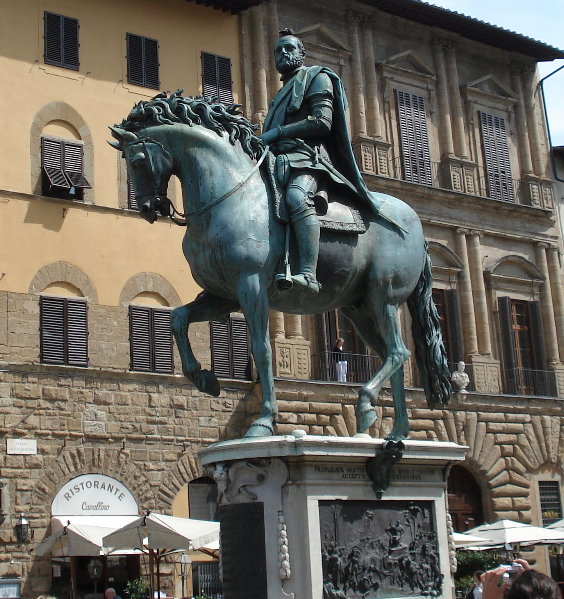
286, 173, 320, 294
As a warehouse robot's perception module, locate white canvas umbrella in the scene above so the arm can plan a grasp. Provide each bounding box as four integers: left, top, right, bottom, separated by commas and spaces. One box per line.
103, 512, 220, 598
465, 519, 564, 549
36, 521, 111, 556
452, 531, 491, 549
547, 519, 564, 532
102, 512, 220, 552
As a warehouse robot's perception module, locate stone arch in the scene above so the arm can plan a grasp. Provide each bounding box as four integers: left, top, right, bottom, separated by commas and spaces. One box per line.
428, 242, 464, 270
156, 449, 208, 509
30, 101, 94, 200
31, 447, 155, 526
119, 272, 182, 307
28, 261, 98, 303
428, 241, 464, 287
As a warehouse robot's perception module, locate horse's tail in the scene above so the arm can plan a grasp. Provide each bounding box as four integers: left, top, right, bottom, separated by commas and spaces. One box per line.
406, 245, 452, 408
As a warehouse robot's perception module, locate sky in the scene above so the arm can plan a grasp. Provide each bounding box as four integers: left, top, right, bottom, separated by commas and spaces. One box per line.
425, 0, 564, 146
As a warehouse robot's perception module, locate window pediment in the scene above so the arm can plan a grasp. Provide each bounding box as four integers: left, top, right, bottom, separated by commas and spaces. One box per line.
297, 24, 351, 74
380, 50, 436, 86
463, 75, 517, 109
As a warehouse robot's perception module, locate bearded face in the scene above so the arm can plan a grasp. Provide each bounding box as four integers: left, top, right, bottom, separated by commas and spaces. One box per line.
275, 36, 305, 75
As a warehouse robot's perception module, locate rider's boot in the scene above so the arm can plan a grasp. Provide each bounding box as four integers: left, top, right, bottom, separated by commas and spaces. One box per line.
291, 213, 321, 294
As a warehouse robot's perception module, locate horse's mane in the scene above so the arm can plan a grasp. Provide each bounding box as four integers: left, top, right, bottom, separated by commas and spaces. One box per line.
117, 89, 264, 160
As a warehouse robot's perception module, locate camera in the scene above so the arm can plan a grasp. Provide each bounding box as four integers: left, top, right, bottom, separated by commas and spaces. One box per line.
500, 563, 523, 583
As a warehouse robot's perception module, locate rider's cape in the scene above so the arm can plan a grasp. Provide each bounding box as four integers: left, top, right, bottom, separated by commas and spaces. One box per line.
263, 65, 405, 233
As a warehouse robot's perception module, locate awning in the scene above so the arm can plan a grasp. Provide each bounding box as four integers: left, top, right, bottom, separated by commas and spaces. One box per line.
37, 516, 140, 557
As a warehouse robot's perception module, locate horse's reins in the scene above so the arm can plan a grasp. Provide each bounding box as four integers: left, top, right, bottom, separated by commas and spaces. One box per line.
182, 144, 269, 218
129, 138, 269, 226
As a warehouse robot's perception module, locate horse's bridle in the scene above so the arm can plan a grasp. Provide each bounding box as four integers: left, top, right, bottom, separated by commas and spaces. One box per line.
126, 137, 269, 226
125, 137, 187, 225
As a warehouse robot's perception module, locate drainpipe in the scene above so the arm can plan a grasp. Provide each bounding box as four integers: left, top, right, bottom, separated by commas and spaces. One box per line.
538, 63, 564, 182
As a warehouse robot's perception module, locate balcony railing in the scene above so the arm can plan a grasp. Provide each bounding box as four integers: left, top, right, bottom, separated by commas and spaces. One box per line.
503, 368, 557, 397
387, 157, 524, 204
311, 351, 382, 384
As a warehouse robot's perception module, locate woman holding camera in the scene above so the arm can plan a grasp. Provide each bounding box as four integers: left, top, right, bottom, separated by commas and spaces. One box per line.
481, 560, 561, 599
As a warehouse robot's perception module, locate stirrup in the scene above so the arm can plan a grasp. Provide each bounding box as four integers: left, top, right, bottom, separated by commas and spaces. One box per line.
274, 272, 293, 290
291, 273, 320, 294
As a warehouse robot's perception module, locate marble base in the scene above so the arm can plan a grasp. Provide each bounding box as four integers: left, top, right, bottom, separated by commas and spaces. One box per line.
199, 434, 467, 599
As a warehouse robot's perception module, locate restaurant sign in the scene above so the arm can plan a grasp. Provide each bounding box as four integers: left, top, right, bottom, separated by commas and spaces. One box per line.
52, 474, 138, 516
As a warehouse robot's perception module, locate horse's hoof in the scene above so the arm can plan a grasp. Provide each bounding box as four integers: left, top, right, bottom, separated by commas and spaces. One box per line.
244, 418, 275, 438
385, 429, 408, 443
356, 406, 377, 435
198, 370, 220, 397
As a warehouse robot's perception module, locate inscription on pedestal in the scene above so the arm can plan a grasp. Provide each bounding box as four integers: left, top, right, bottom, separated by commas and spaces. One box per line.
220, 503, 267, 599
319, 500, 441, 598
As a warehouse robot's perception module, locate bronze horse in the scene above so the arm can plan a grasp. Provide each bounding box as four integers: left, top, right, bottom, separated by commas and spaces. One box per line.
110, 92, 450, 440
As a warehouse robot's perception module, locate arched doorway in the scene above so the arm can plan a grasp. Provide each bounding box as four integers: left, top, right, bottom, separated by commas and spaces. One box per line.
447, 465, 484, 532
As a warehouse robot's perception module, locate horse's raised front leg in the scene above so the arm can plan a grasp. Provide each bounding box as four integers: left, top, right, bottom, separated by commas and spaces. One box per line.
171, 291, 239, 397
236, 273, 276, 437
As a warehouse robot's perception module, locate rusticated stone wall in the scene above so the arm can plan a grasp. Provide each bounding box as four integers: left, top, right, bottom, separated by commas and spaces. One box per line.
0, 362, 562, 595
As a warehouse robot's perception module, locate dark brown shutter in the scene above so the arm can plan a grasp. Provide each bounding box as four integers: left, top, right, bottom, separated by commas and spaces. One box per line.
64, 142, 90, 188
40, 296, 66, 364
231, 317, 250, 379
528, 301, 546, 371
201, 52, 233, 104
40, 297, 87, 366
143, 38, 160, 90
444, 289, 463, 364
66, 299, 88, 366
395, 89, 432, 185
127, 33, 144, 86
62, 15, 79, 69
127, 176, 138, 210
153, 309, 174, 374
130, 306, 152, 372
127, 33, 159, 89
498, 296, 517, 394
44, 12, 63, 66
44, 12, 78, 70
217, 56, 233, 104
210, 320, 231, 378
479, 111, 515, 202
42, 138, 69, 189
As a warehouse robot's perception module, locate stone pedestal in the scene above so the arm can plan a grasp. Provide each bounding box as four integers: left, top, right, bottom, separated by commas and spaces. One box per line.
199, 435, 466, 599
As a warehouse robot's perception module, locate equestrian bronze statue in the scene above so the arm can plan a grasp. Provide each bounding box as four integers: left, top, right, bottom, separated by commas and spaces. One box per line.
109, 31, 451, 440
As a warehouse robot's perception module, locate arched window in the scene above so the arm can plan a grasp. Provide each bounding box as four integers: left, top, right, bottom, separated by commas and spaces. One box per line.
447, 465, 484, 532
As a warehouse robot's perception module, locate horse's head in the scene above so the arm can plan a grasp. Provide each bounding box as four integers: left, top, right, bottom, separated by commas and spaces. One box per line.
109, 126, 173, 223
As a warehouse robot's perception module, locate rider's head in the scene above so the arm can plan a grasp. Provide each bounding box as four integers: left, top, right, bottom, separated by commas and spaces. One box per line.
275, 28, 305, 75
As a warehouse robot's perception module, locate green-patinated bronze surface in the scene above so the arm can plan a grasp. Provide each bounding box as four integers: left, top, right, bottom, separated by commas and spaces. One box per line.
110, 35, 451, 440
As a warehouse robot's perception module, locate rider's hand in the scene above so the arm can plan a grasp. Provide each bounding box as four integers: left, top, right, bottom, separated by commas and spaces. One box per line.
260, 127, 279, 145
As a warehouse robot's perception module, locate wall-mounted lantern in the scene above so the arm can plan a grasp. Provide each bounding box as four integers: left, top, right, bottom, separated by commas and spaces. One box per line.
14, 513, 31, 543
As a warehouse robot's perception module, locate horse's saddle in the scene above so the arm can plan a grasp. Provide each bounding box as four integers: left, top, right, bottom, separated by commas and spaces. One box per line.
263, 152, 367, 234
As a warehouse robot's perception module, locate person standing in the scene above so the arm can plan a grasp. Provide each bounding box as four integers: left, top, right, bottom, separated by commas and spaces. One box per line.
333, 337, 347, 382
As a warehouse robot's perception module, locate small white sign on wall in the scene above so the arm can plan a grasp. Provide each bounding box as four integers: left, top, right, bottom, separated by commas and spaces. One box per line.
6, 439, 37, 455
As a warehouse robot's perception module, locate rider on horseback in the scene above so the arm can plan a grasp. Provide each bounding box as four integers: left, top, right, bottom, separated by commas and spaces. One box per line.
260, 29, 402, 294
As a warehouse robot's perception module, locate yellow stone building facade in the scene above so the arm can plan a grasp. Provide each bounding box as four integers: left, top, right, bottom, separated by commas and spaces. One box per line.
1, 0, 564, 597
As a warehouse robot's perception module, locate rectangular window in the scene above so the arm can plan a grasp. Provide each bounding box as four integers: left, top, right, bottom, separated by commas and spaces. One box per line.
498, 297, 554, 396
41, 137, 91, 200
129, 306, 174, 373
40, 296, 88, 366
44, 12, 79, 70
201, 52, 233, 104
479, 111, 515, 202
539, 481, 563, 526
127, 33, 159, 89
188, 479, 219, 521
210, 316, 250, 380
395, 89, 432, 185
127, 176, 138, 211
